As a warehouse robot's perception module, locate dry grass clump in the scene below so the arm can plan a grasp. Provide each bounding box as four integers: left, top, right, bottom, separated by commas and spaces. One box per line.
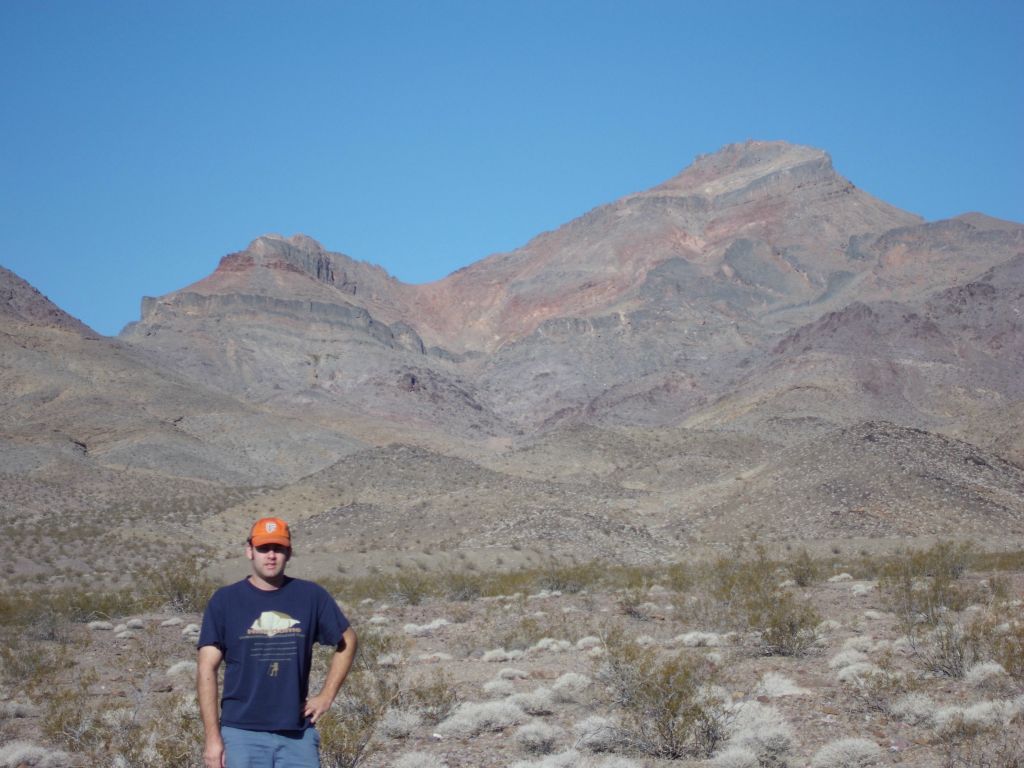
573, 715, 620, 753
515, 720, 566, 754
391, 752, 449, 768
552, 672, 592, 703
753, 672, 809, 698
0, 741, 71, 768
932, 697, 1024, 768
809, 737, 883, 767
509, 687, 557, 716
378, 708, 421, 739
484, 678, 516, 697
435, 700, 527, 738
719, 700, 793, 767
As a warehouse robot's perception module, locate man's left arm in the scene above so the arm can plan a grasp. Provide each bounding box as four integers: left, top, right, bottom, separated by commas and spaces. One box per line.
304, 626, 358, 724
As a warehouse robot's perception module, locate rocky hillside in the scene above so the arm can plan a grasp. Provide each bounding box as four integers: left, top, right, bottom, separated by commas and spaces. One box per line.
2, 140, 1023, 578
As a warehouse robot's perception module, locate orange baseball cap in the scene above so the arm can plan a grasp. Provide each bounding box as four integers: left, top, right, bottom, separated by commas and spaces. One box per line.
249, 517, 291, 547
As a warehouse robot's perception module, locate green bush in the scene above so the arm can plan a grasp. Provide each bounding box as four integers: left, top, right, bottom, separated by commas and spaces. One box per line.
880, 541, 975, 631
786, 548, 820, 587
706, 547, 819, 656
139, 556, 219, 613
595, 628, 728, 759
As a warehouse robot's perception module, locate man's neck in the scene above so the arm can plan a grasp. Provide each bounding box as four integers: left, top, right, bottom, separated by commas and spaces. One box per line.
248, 573, 287, 591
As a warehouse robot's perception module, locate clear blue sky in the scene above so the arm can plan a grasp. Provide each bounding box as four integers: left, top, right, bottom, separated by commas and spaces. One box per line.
2, 1, 1021, 336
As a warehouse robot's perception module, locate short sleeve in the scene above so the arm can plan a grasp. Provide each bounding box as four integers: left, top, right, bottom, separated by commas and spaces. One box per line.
315, 587, 350, 647
197, 590, 225, 651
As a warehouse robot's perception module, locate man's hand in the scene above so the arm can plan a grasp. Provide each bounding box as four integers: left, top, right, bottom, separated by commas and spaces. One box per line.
203, 735, 225, 768
303, 692, 334, 724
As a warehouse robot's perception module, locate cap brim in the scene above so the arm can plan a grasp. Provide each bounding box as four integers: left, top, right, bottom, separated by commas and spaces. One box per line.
251, 535, 291, 547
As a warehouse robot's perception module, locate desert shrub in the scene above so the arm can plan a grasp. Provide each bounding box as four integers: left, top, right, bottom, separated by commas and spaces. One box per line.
404, 668, 460, 724
617, 589, 652, 620
710, 745, 760, 768
754, 672, 808, 698
747, 591, 819, 656
48, 586, 140, 622
138, 556, 218, 613
440, 570, 485, 601
964, 607, 1024, 680
552, 672, 591, 703
786, 549, 820, 587
44, 679, 204, 768
934, 701, 1024, 768
916, 617, 983, 678
389, 572, 436, 606
535, 561, 604, 594
0, 635, 67, 691
574, 716, 620, 752
706, 547, 819, 656
707, 547, 779, 612
594, 628, 728, 758
888, 693, 935, 725
879, 541, 975, 631
971, 549, 1024, 573
318, 628, 404, 768
838, 653, 910, 712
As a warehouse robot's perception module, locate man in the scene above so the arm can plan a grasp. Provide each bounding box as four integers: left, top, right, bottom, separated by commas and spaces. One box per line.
197, 517, 357, 768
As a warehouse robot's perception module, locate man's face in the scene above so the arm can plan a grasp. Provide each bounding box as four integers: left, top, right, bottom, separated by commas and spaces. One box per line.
247, 542, 290, 580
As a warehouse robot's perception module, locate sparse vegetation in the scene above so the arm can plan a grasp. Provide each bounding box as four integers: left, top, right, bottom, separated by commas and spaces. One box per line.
1, 545, 1022, 765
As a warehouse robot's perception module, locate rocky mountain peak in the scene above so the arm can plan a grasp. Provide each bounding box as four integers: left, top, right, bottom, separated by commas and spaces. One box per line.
248, 233, 326, 262
642, 140, 834, 199
0, 266, 96, 335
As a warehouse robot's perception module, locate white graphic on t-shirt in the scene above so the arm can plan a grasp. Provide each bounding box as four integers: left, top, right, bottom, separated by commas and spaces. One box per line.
248, 610, 301, 637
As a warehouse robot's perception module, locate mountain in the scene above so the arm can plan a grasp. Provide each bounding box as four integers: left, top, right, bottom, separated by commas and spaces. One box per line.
3, 140, 1023, 581
121, 141, 1024, 439
0, 266, 363, 489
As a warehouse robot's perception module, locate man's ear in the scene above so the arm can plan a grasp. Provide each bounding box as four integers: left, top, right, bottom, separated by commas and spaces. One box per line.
245, 543, 254, 561
285, 547, 293, 562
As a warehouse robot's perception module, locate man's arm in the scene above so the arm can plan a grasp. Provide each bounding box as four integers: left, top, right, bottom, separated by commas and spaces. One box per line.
197, 644, 226, 768
304, 626, 358, 724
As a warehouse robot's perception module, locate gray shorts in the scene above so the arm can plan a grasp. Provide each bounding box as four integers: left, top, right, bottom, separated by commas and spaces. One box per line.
221, 725, 320, 768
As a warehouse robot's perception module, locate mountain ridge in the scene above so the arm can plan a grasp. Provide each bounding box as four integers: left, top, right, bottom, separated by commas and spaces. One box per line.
2, 139, 1023, 581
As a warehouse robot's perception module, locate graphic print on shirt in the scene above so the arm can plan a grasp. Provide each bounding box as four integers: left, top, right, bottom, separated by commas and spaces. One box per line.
249, 611, 301, 637
242, 610, 304, 675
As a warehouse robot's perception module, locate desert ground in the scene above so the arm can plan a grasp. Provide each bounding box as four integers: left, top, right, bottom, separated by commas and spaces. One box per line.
1, 543, 1021, 768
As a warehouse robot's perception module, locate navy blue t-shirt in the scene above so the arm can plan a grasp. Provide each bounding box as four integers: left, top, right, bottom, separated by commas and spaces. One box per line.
198, 577, 350, 731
